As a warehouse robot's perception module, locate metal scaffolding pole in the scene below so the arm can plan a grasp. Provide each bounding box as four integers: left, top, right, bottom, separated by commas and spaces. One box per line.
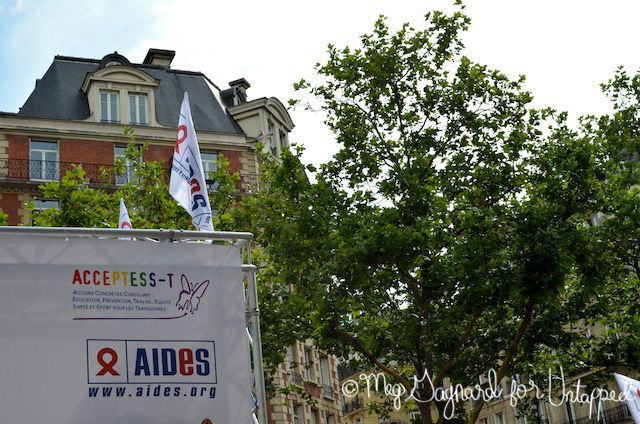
247, 241, 269, 424
0, 226, 268, 424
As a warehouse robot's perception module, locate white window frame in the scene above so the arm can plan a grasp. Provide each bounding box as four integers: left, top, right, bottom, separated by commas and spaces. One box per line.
200, 151, 218, 192
293, 403, 303, 424
279, 130, 288, 150
303, 346, 314, 381
29, 139, 59, 181
114, 145, 139, 185
320, 356, 331, 386
128, 93, 148, 125
100, 90, 119, 123
268, 121, 277, 156
31, 199, 60, 225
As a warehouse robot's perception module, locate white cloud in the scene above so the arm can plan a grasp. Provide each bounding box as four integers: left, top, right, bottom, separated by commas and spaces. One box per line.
12, 0, 24, 13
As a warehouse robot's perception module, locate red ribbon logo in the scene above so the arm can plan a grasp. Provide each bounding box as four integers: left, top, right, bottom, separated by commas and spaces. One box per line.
96, 347, 120, 376
175, 124, 187, 154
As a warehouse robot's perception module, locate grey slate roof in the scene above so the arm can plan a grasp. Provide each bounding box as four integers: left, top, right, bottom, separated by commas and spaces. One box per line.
17, 55, 244, 135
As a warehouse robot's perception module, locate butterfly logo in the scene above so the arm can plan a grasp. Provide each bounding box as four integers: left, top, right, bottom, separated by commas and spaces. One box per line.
176, 274, 210, 314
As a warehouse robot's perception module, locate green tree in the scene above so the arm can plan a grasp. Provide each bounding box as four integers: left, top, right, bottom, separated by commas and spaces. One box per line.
250, 7, 632, 424
0, 209, 8, 225
32, 166, 115, 227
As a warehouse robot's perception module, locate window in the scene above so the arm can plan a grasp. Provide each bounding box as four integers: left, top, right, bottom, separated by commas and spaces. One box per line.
100, 91, 119, 123
129, 93, 147, 125
410, 412, 421, 423
268, 121, 277, 156
516, 415, 527, 424
480, 418, 488, 424
200, 152, 218, 192
30, 140, 58, 181
114, 145, 139, 185
279, 130, 288, 150
326, 414, 335, 424
293, 404, 303, 424
320, 356, 331, 386
311, 409, 319, 424
303, 346, 314, 381
31, 199, 60, 225
494, 412, 504, 424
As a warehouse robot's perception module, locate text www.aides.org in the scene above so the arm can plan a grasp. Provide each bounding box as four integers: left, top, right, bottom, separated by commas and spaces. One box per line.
88, 385, 216, 398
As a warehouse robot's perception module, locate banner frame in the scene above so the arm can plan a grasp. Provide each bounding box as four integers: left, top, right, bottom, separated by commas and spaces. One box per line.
0, 225, 268, 424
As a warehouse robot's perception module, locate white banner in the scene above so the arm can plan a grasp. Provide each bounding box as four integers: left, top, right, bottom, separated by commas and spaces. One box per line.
614, 373, 640, 424
0, 235, 252, 424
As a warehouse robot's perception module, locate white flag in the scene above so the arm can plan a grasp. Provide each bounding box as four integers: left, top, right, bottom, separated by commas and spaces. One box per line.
118, 198, 132, 240
614, 373, 640, 424
169, 92, 213, 231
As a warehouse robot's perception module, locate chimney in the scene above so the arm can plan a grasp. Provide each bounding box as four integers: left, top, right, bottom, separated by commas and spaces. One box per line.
143, 48, 176, 68
229, 78, 251, 105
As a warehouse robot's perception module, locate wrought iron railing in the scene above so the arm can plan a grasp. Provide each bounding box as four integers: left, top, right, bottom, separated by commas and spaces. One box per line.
0, 158, 171, 188
342, 396, 365, 414
322, 384, 333, 398
290, 372, 303, 386
556, 404, 632, 424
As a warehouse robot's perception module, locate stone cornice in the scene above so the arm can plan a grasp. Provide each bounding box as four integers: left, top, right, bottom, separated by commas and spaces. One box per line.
0, 115, 249, 149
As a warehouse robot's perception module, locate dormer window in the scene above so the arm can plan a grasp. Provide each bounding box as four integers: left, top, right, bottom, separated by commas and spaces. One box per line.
83, 54, 159, 126
100, 91, 119, 123
129, 93, 147, 125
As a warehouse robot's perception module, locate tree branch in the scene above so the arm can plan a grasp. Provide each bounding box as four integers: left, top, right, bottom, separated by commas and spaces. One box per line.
468, 297, 536, 424
335, 328, 413, 392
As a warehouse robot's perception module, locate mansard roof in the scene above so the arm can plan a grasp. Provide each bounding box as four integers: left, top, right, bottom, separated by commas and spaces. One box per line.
17, 53, 243, 135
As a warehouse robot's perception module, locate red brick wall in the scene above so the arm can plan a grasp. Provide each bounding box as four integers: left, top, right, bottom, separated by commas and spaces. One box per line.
267, 399, 275, 424
59, 139, 114, 165
219, 150, 243, 190
59, 139, 114, 184
1, 193, 21, 225
8, 135, 28, 160
219, 150, 241, 173
145, 145, 173, 164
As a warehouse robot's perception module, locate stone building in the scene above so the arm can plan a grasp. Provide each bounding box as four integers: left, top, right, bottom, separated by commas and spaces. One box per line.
0, 48, 293, 223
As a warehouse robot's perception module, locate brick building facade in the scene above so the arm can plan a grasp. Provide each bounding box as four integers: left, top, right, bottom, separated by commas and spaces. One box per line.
0, 48, 342, 424
0, 49, 292, 224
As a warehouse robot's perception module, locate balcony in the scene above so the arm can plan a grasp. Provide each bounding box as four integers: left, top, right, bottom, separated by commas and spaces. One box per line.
0, 158, 169, 188
342, 396, 365, 414
556, 404, 632, 424
322, 384, 334, 398
290, 372, 303, 387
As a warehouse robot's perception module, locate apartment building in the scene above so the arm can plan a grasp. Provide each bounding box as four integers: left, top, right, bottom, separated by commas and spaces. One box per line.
0, 48, 293, 223
267, 340, 343, 424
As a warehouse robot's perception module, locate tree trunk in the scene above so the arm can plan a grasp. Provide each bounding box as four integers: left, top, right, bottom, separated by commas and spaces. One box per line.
418, 399, 435, 424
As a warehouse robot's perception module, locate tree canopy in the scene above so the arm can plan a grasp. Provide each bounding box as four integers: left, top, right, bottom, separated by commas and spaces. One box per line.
248, 6, 640, 424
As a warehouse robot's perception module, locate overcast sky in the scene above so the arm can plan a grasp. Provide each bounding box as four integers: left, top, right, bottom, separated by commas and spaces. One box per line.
1, 0, 639, 166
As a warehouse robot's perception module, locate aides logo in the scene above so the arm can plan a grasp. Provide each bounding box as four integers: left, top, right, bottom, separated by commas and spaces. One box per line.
87, 339, 217, 384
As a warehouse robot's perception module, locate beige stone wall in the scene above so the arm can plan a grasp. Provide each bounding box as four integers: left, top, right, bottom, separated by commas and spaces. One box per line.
269, 340, 342, 424
240, 149, 260, 193
17, 193, 30, 225
0, 133, 8, 160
